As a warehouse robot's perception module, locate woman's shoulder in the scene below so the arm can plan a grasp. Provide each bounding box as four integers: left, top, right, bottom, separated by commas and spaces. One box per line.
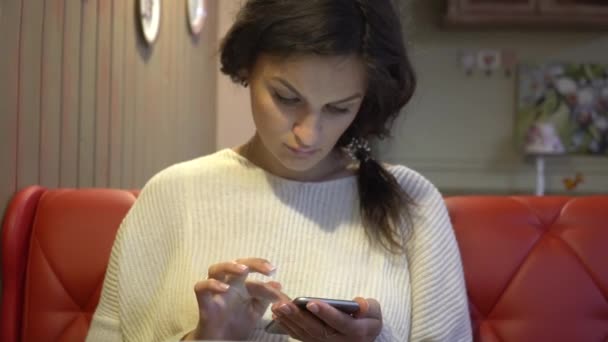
141, 149, 241, 192
384, 164, 453, 245
383, 163, 443, 204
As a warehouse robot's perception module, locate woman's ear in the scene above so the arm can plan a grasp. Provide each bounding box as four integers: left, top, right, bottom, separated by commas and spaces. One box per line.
237, 69, 250, 87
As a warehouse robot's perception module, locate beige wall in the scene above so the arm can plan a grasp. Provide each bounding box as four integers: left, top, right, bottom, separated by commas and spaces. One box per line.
0, 0, 219, 214
4, 0, 602, 216
212, 0, 608, 194
215, 0, 254, 150
215, 0, 608, 194
377, 0, 608, 195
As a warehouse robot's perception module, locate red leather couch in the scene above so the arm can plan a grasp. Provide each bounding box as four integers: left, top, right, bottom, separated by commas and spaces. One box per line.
2, 186, 608, 342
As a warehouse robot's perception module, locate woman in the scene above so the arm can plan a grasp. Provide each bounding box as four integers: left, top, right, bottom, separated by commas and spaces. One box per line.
86, 0, 471, 341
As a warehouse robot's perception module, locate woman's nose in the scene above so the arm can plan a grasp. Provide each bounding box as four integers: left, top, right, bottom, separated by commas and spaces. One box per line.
292, 112, 321, 147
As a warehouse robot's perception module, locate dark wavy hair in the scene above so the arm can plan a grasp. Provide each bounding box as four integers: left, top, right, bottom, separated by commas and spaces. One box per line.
220, 0, 416, 254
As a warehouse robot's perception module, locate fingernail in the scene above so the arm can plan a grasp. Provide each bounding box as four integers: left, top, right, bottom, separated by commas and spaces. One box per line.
219, 283, 230, 290
307, 302, 319, 313
265, 262, 277, 274
279, 304, 292, 315
236, 264, 248, 271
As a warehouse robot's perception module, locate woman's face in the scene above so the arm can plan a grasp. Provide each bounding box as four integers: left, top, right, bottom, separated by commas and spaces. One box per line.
247, 53, 367, 179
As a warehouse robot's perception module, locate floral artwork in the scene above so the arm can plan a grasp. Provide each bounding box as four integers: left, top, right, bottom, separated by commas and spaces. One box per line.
516, 63, 608, 155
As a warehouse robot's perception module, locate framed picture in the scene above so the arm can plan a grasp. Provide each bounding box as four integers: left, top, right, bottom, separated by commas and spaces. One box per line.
139, 0, 161, 45
188, 0, 207, 35
516, 62, 608, 155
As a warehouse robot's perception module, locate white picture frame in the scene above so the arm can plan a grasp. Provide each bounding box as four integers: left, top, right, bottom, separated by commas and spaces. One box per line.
188, 0, 207, 35
139, 0, 161, 45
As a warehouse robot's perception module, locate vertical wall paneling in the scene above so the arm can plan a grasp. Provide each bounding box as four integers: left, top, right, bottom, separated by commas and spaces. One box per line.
171, 0, 180, 163
190, 14, 204, 157
140, 9, 151, 185
158, 0, 170, 173
133, 13, 146, 188
139, 9, 154, 188
141, 2, 155, 186
78, 0, 98, 187
94, 0, 112, 187
144, 2, 161, 184
169, 0, 179, 166
0, 0, 22, 221
151, 0, 164, 179
139, 6, 149, 186
60, 0, 82, 187
1, 0, 219, 217
187, 2, 196, 162
121, 0, 137, 189
187, 20, 198, 160
202, 3, 218, 152
17, 0, 44, 188
39, 0, 64, 188
173, 0, 184, 160
109, 0, 125, 188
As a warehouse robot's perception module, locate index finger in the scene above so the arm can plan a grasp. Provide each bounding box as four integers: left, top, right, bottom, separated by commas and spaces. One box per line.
234, 257, 276, 276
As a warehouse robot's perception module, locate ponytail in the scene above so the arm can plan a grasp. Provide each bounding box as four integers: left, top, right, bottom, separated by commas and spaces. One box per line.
357, 157, 413, 255
344, 139, 413, 255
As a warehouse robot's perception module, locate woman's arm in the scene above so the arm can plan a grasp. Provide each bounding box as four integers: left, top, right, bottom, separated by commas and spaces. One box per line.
86, 225, 124, 342
85, 168, 193, 342
407, 185, 472, 342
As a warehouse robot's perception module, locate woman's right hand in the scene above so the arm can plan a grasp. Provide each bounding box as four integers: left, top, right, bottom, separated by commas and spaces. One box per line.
182, 258, 284, 341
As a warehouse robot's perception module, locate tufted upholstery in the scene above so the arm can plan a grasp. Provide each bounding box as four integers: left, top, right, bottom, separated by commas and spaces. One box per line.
447, 196, 608, 342
1, 187, 138, 342
1, 187, 608, 342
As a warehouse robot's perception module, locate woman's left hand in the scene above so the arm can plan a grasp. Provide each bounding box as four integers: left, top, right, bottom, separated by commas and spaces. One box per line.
270, 297, 382, 342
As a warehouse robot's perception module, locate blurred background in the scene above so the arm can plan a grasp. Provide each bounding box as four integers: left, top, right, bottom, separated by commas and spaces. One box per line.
1, 0, 607, 218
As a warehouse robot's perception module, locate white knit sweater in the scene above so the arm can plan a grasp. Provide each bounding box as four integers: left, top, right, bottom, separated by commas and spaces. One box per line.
86, 149, 472, 342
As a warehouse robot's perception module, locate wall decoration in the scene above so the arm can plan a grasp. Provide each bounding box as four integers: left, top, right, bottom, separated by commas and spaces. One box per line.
458, 49, 518, 77
188, 0, 207, 35
139, 0, 161, 44
460, 50, 476, 76
516, 62, 608, 156
477, 50, 501, 76
502, 50, 518, 77
563, 172, 584, 191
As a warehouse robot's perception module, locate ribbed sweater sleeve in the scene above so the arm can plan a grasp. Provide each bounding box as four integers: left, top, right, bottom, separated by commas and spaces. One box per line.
402, 174, 472, 341
86, 169, 195, 342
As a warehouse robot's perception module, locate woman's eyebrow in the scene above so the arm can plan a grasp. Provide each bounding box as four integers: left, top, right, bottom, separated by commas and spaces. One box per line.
271, 77, 362, 104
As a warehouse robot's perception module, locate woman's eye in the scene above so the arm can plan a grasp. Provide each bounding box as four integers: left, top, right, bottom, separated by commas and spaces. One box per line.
326, 105, 349, 114
274, 92, 300, 105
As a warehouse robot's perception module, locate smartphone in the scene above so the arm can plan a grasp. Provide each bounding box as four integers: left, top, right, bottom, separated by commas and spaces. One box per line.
265, 297, 360, 335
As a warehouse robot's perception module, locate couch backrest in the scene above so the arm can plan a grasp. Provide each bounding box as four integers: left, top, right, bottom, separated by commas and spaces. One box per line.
446, 196, 608, 342
2, 188, 608, 342
1, 188, 138, 342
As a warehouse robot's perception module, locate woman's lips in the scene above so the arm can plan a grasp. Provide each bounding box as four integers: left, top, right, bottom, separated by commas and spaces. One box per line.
285, 144, 319, 156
